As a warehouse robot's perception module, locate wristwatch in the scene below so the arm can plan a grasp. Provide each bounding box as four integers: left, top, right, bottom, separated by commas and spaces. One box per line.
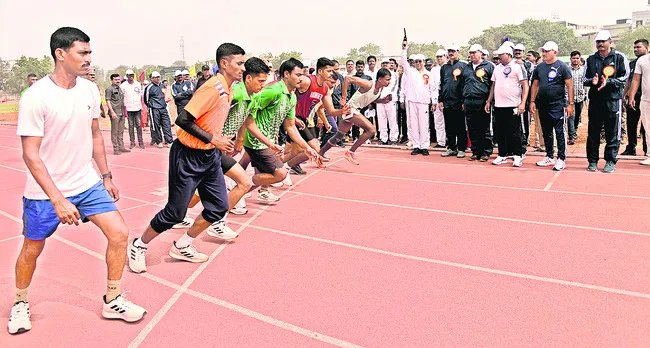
569, 102, 575, 105
101, 172, 113, 180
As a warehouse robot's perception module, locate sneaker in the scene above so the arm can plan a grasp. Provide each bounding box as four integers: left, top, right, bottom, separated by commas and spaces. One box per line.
603, 161, 616, 173
410, 148, 421, 155
480, 155, 489, 162
119, 148, 131, 153
390, 141, 398, 145
114, 151, 122, 155
257, 188, 280, 202
102, 294, 147, 322
282, 173, 293, 186
344, 150, 360, 165
421, 149, 429, 156
641, 157, 650, 166
139, 145, 145, 149
567, 140, 575, 145
512, 155, 523, 167
587, 163, 598, 172
172, 216, 195, 229
492, 156, 508, 165
456, 151, 466, 158
230, 206, 248, 215
7, 301, 31, 334
129, 144, 136, 149
536, 157, 556, 167
469, 155, 479, 161
433, 144, 446, 149
243, 192, 252, 199
207, 220, 239, 240
169, 242, 209, 263
553, 159, 566, 171
441, 149, 458, 157
128, 239, 148, 274
289, 165, 306, 175
270, 181, 283, 188
621, 149, 636, 156
157, 143, 163, 149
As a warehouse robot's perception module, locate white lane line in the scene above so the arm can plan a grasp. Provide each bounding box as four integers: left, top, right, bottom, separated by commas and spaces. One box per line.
0, 163, 26, 173
544, 171, 562, 191
0, 235, 22, 244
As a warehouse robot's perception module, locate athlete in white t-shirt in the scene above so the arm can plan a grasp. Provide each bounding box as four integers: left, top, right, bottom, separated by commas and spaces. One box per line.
8, 27, 146, 335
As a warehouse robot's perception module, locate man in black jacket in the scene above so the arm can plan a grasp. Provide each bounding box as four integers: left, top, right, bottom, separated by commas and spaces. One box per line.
463, 44, 495, 161
584, 30, 630, 173
144, 71, 173, 148
439, 44, 468, 158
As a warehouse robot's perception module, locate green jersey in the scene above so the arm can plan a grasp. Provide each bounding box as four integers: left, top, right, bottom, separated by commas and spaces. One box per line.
243, 80, 296, 150
20, 87, 29, 97
223, 82, 251, 138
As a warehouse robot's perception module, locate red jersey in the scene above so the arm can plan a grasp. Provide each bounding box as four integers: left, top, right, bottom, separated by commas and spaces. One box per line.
295, 75, 329, 119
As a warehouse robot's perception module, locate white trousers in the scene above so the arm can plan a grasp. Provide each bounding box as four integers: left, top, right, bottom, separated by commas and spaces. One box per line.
433, 108, 446, 146
377, 102, 398, 142
407, 101, 430, 149
640, 100, 650, 152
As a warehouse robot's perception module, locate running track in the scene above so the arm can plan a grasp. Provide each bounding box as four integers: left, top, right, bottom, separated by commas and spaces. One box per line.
0, 125, 648, 347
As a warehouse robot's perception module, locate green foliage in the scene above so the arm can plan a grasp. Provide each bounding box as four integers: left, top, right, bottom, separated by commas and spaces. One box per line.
345, 43, 382, 62
616, 26, 650, 58
407, 42, 445, 60
3, 56, 54, 94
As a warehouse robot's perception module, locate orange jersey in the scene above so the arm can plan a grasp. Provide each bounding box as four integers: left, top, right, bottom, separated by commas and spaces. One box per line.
176, 74, 232, 150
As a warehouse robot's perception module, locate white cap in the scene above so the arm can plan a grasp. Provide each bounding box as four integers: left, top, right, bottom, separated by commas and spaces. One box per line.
125, 69, 135, 75
513, 44, 526, 51
435, 49, 447, 57
539, 41, 559, 52
181, 69, 190, 75
503, 41, 515, 48
446, 44, 460, 51
174, 70, 182, 77
413, 54, 426, 61
595, 30, 612, 41
494, 45, 514, 56
408, 54, 417, 60
151, 71, 161, 78
381, 57, 391, 63
468, 44, 483, 53
481, 49, 489, 56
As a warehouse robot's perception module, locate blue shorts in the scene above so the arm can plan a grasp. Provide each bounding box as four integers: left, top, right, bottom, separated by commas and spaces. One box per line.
22, 181, 118, 240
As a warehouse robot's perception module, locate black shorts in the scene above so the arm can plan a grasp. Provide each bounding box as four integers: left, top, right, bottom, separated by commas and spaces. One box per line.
244, 146, 284, 174
286, 116, 316, 143
220, 154, 237, 173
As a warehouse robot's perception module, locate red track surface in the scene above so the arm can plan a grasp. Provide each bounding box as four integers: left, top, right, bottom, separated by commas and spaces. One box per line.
0, 125, 649, 347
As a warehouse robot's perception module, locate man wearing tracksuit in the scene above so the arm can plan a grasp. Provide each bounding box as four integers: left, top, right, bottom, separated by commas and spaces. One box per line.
439, 44, 468, 158
584, 30, 630, 173
462, 44, 494, 162
171, 70, 195, 116
144, 71, 173, 148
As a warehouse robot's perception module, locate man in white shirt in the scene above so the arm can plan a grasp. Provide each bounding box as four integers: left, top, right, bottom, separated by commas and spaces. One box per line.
376, 58, 399, 144
400, 39, 439, 156
8, 27, 146, 335
625, 50, 650, 165
432, 49, 448, 148
120, 69, 144, 149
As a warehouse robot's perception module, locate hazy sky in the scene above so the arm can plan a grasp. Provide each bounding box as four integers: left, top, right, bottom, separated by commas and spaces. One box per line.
1, 0, 648, 69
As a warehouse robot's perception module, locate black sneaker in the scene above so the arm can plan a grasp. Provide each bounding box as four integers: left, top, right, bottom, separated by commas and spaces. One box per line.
433, 144, 446, 149
480, 155, 489, 162
469, 155, 479, 161
390, 141, 398, 145
421, 149, 430, 156
411, 148, 421, 155
620, 150, 636, 156
289, 165, 307, 175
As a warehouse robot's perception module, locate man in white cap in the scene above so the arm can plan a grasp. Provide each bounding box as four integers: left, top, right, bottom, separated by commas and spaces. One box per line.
376, 58, 399, 144
584, 30, 629, 173
513, 43, 533, 154
439, 44, 468, 158
120, 69, 145, 149
485, 44, 529, 167
463, 44, 495, 161
529, 41, 574, 171
432, 49, 448, 148
144, 71, 174, 148
171, 69, 195, 117
400, 38, 438, 156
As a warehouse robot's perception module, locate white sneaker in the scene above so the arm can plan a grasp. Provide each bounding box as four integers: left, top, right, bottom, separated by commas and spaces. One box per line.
206, 220, 239, 240
243, 192, 252, 199
172, 216, 195, 229
282, 173, 293, 186
128, 238, 148, 274
169, 242, 209, 263
270, 181, 284, 188
225, 177, 236, 191
512, 155, 523, 167
641, 157, 650, 165
230, 206, 248, 215
102, 294, 147, 322
536, 157, 556, 167
492, 156, 508, 165
553, 159, 566, 171
257, 188, 280, 203
7, 301, 31, 334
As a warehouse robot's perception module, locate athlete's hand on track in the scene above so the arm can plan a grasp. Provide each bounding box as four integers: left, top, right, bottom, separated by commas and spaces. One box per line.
270, 144, 284, 156
52, 198, 80, 226
295, 119, 306, 130
306, 147, 319, 160
103, 178, 120, 202
211, 135, 235, 153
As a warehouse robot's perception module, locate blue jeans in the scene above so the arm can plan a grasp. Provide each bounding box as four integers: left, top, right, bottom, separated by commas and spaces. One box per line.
320, 115, 339, 147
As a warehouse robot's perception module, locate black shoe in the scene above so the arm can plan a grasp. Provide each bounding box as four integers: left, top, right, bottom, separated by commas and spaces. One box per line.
381, 141, 389, 146
433, 144, 446, 149
469, 155, 479, 161
620, 150, 636, 156
120, 148, 131, 153
336, 142, 345, 148
567, 140, 575, 145
289, 165, 307, 175
421, 149, 429, 156
411, 148, 421, 155
390, 141, 398, 145
480, 155, 489, 162
399, 138, 408, 144
113, 151, 121, 155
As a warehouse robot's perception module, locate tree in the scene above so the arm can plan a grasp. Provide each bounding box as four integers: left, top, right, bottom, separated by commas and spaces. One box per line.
269, 51, 303, 69
5, 56, 54, 94
0, 58, 10, 92
170, 60, 187, 68
345, 43, 382, 62
616, 26, 650, 58
407, 41, 445, 60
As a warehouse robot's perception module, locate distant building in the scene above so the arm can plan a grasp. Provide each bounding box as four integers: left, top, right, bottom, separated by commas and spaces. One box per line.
632, 9, 650, 28
555, 21, 600, 37
602, 18, 632, 41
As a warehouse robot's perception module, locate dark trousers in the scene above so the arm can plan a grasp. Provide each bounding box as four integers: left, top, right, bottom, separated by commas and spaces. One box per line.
443, 108, 467, 151
150, 108, 174, 145
429, 104, 437, 143
539, 106, 567, 160
127, 110, 144, 147
466, 105, 493, 157
110, 115, 126, 152
398, 103, 408, 141
493, 107, 523, 157
587, 99, 621, 164
521, 109, 530, 153
320, 115, 339, 148
624, 105, 647, 154
567, 101, 584, 140
150, 140, 228, 233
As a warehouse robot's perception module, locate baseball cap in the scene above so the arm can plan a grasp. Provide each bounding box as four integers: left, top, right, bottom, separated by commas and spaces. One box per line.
503, 41, 515, 48
181, 70, 190, 75
425, 58, 434, 65
447, 44, 460, 51
494, 45, 514, 56
125, 69, 135, 75
174, 70, 182, 77
435, 49, 447, 57
408, 54, 417, 60
468, 44, 483, 53
151, 71, 161, 78
415, 54, 426, 61
381, 57, 391, 63
201, 65, 210, 71
539, 41, 559, 52
594, 30, 612, 41
513, 44, 526, 51
481, 49, 489, 56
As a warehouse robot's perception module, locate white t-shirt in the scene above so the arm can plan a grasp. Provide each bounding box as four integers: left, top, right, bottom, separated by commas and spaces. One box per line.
120, 80, 143, 112
492, 60, 527, 108
17, 77, 101, 199
634, 54, 650, 102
